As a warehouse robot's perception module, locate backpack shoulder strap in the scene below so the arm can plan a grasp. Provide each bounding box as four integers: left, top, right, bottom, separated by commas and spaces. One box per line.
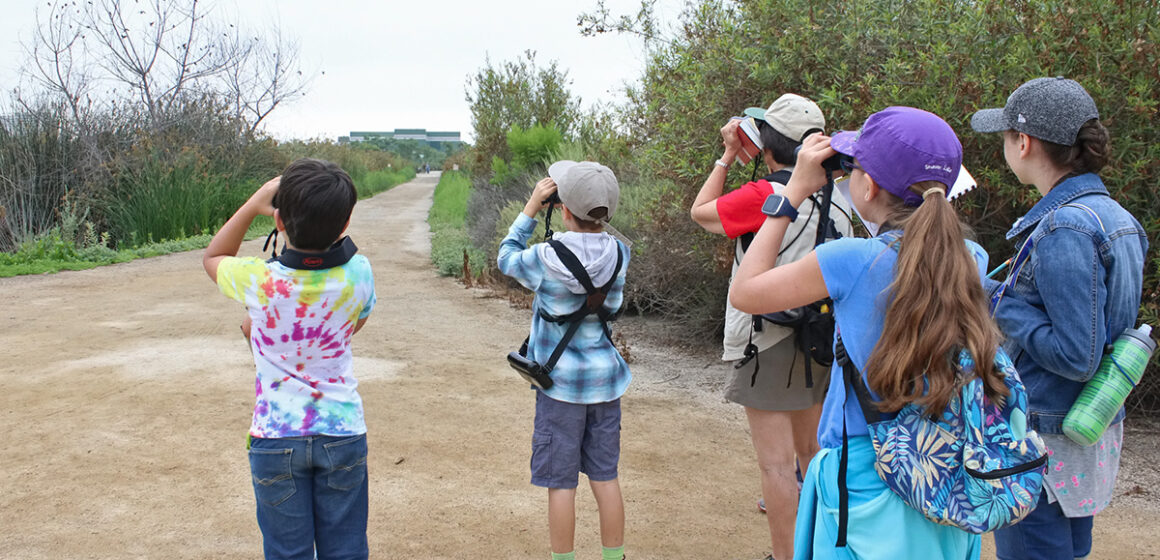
765, 169, 793, 185
835, 333, 883, 424
1061, 202, 1106, 233
597, 240, 625, 294
835, 331, 882, 548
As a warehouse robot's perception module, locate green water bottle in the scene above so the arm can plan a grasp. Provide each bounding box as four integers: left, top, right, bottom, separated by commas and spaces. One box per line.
1063, 324, 1155, 446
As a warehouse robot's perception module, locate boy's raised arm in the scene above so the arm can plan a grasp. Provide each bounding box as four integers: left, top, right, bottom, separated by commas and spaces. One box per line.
203, 177, 280, 282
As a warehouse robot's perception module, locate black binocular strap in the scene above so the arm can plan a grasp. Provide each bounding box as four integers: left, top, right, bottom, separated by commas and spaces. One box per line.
269, 236, 359, 270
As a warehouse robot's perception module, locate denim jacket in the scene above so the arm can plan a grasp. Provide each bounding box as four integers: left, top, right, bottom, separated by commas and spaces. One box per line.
985, 173, 1148, 434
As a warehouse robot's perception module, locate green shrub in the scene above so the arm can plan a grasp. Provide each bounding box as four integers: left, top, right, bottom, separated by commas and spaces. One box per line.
508, 124, 564, 169
101, 154, 254, 247
429, 171, 487, 277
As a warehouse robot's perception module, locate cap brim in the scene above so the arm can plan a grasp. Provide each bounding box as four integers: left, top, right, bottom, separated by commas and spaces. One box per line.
547, 160, 578, 184
829, 130, 859, 156
743, 107, 766, 121
970, 108, 1009, 133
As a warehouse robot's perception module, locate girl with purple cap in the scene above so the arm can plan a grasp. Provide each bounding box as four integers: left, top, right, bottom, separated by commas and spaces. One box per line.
972, 78, 1148, 560
731, 106, 1003, 559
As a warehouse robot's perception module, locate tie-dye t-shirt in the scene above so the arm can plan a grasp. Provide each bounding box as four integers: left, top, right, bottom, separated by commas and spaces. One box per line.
217, 255, 376, 438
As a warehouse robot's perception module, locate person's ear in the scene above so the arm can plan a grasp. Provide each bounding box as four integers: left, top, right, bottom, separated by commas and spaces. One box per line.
561, 205, 574, 221
274, 209, 286, 232
864, 174, 880, 202
1018, 132, 1033, 159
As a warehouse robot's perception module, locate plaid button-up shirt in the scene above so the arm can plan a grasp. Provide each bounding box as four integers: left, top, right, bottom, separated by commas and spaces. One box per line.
498, 213, 631, 404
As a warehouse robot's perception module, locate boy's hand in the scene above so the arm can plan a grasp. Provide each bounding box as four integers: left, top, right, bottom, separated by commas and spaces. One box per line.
522, 177, 559, 218
203, 175, 281, 282
245, 176, 280, 217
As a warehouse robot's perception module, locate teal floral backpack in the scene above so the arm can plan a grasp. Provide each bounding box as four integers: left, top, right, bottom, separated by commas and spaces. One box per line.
835, 334, 1048, 545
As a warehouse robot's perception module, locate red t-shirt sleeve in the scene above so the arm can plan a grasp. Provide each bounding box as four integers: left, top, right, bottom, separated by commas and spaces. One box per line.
716, 179, 774, 239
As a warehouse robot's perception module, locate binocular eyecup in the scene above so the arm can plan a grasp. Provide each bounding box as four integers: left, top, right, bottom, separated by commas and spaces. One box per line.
507, 351, 554, 390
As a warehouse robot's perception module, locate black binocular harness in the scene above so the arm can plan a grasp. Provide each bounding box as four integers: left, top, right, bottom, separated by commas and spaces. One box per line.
510, 238, 625, 388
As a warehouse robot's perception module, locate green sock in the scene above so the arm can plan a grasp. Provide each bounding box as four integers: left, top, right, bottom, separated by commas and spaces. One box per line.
603, 545, 625, 560
551, 552, 575, 560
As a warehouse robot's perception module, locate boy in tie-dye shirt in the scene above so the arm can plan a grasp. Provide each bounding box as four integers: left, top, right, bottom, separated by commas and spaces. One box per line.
203, 158, 376, 560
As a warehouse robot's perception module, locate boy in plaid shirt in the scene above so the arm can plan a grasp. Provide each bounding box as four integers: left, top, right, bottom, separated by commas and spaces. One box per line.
498, 161, 630, 560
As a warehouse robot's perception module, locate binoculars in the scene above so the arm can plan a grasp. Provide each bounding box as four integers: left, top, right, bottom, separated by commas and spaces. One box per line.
507, 340, 554, 390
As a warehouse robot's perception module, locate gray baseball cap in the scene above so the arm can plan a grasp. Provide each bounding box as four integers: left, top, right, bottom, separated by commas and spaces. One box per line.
548, 160, 619, 222
970, 77, 1099, 145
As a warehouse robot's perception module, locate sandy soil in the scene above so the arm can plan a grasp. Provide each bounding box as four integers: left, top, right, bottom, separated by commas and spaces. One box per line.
1, 173, 1157, 559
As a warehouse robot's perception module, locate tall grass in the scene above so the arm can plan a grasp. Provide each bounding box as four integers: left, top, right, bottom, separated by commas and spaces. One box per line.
429, 171, 486, 277
101, 155, 260, 247
1, 134, 416, 276
354, 167, 415, 199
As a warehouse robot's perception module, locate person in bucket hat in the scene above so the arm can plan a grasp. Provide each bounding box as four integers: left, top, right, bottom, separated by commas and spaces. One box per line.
690, 93, 853, 560
730, 106, 1001, 559
973, 78, 1148, 560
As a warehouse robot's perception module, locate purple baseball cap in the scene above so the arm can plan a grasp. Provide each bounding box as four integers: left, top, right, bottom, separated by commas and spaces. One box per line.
830, 106, 962, 207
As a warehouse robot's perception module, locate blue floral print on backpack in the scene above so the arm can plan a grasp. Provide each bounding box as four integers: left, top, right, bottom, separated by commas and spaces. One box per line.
838, 338, 1049, 541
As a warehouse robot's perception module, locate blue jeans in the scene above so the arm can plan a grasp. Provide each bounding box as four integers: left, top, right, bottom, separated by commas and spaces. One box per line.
249, 434, 369, 560
994, 491, 1093, 560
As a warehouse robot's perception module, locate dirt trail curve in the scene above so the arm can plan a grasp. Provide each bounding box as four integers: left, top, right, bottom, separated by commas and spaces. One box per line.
1, 173, 1155, 559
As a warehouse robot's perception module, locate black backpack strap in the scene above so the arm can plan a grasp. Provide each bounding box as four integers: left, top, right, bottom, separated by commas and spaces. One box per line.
740, 170, 832, 388
541, 319, 587, 373
834, 333, 883, 547
766, 169, 793, 185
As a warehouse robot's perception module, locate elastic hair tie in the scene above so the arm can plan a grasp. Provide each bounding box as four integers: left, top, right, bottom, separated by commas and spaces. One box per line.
923, 187, 947, 199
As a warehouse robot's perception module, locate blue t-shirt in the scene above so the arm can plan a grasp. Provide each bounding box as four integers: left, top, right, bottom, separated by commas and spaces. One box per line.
814, 232, 989, 448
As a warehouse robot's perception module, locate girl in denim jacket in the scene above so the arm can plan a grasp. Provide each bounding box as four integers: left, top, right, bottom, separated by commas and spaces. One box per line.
972, 78, 1149, 560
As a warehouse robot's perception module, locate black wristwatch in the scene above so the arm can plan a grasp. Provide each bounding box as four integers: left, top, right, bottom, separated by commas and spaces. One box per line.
761, 194, 799, 221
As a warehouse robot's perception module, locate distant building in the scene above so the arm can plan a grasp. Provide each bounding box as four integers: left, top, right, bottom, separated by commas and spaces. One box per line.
347, 129, 462, 146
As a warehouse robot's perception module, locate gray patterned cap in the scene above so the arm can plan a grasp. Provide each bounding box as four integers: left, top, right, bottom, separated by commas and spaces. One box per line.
970, 77, 1099, 145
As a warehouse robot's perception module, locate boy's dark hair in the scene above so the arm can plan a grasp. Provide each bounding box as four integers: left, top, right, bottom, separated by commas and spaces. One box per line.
757, 120, 819, 166
274, 158, 357, 250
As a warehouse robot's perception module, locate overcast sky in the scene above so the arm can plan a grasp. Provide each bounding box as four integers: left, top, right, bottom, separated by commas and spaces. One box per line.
0, 0, 685, 142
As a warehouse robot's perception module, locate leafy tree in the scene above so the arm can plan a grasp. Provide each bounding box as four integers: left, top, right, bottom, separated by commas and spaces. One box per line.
464, 50, 580, 173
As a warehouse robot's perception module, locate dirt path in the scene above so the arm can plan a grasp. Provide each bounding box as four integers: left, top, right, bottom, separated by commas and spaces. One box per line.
1, 173, 1156, 559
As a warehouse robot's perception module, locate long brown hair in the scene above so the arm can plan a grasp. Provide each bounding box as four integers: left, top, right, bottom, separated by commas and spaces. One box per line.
867, 181, 1008, 415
